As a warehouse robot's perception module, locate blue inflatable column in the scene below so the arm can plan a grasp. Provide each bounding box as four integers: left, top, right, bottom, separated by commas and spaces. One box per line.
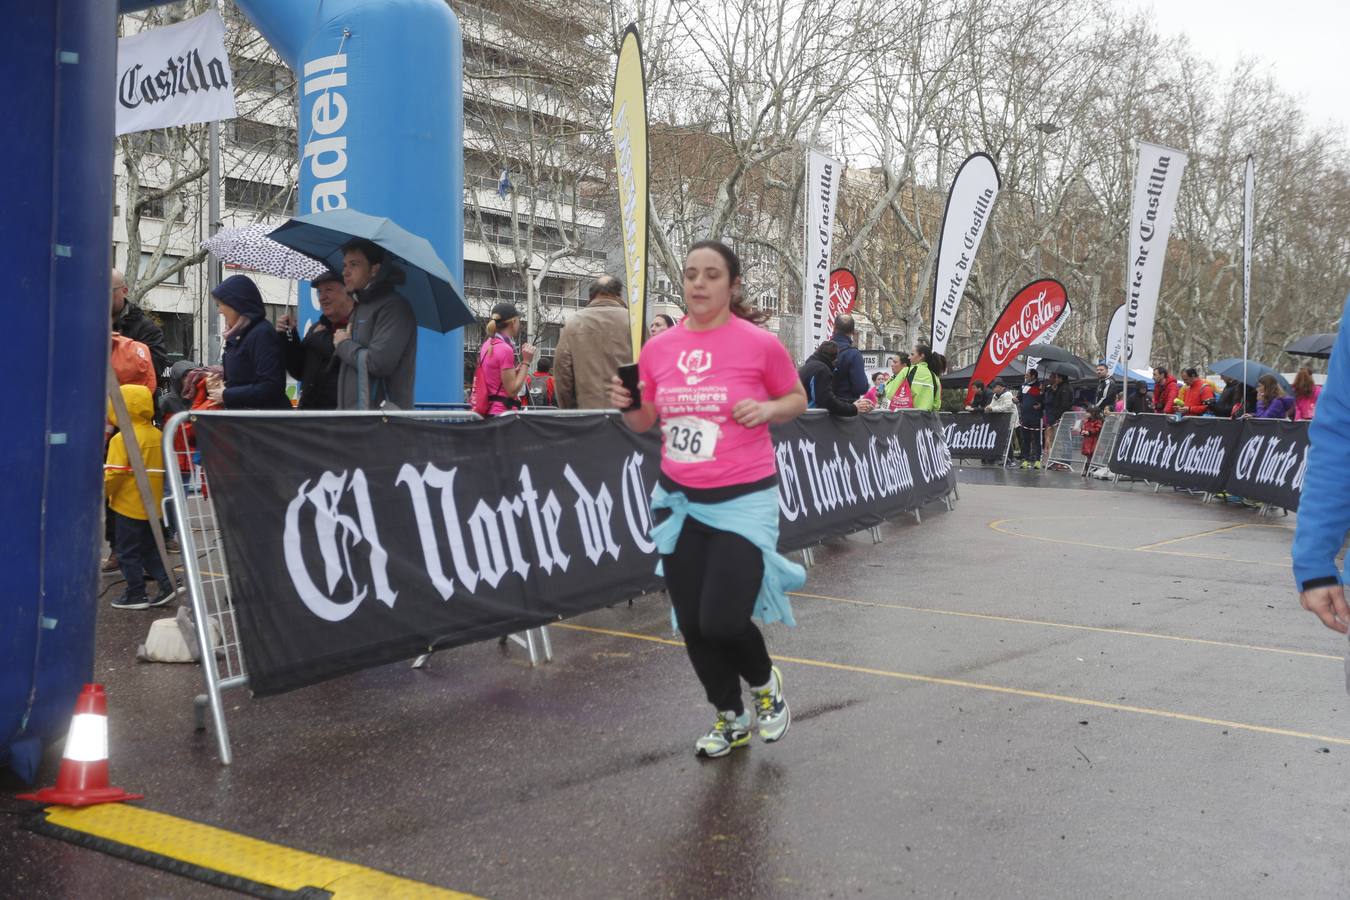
0, 0, 118, 778
236, 0, 466, 404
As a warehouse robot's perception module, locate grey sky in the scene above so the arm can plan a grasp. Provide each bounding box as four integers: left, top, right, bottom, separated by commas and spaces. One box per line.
1126, 0, 1348, 142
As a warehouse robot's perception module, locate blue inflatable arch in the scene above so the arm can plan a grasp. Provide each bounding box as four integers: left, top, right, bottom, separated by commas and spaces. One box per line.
2, 0, 464, 778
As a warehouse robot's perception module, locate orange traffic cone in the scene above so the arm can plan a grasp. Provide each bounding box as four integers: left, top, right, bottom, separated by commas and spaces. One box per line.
17, 683, 143, 807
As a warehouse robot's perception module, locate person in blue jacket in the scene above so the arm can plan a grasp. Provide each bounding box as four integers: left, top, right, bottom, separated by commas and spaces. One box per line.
829, 314, 869, 402
213, 274, 291, 410
1294, 291, 1350, 632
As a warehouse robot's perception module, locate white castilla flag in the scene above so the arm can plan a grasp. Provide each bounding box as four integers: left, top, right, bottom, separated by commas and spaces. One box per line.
116, 11, 237, 136
1120, 141, 1188, 370
930, 153, 1001, 355
1025, 301, 1073, 372
1102, 303, 1128, 371
803, 149, 843, 360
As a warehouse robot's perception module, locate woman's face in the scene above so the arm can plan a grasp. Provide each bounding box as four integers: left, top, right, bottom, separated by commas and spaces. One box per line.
503, 316, 521, 338
890, 357, 903, 374
874, 373, 886, 386
216, 301, 240, 329
683, 248, 736, 321
649, 317, 668, 337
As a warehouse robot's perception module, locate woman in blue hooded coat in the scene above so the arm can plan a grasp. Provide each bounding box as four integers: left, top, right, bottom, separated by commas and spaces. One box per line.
212, 274, 290, 410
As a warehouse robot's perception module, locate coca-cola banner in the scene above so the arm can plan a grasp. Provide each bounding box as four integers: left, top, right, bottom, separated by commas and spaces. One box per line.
116, 11, 237, 136
192, 411, 955, 695
1225, 418, 1307, 510
939, 412, 1014, 461
965, 279, 1068, 406
826, 268, 858, 338
930, 153, 1001, 355
1108, 414, 1242, 493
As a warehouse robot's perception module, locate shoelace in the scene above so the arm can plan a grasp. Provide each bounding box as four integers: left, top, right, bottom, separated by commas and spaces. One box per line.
754, 690, 776, 714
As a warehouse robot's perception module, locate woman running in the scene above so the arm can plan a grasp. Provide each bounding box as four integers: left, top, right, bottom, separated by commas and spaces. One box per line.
610, 240, 807, 758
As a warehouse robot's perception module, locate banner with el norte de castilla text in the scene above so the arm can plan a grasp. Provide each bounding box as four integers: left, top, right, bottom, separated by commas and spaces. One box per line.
1102, 303, 1128, 371
803, 150, 844, 360
191, 411, 956, 695
1121, 142, 1188, 370
611, 25, 648, 362
116, 11, 237, 136
966, 279, 1067, 406
930, 153, 1000, 355
939, 412, 1015, 461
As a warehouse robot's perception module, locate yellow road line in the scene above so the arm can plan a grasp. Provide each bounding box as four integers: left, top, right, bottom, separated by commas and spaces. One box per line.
1133, 522, 1250, 550
787, 591, 1339, 661
556, 622, 1350, 747
987, 517, 1290, 568
41, 804, 476, 899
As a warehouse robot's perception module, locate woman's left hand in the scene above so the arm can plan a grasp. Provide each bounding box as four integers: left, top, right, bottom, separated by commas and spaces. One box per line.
732, 398, 771, 427
333, 326, 350, 346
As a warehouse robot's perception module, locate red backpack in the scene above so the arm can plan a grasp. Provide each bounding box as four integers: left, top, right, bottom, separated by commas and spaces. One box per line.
470, 336, 523, 416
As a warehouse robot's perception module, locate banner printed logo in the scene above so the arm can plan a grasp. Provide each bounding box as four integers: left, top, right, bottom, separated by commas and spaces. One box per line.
116, 11, 237, 135
826, 268, 858, 336
966, 279, 1067, 405
930, 153, 1000, 354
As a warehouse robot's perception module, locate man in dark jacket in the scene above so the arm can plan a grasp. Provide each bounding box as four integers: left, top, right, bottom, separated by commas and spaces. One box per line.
111, 268, 168, 389
1090, 362, 1121, 413
334, 239, 418, 410
967, 379, 992, 411
278, 271, 350, 410
830, 315, 869, 402
212, 274, 291, 409
799, 341, 867, 416
1018, 368, 1045, 469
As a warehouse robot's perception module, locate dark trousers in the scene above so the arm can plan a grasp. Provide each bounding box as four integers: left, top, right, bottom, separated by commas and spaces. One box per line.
113, 511, 169, 601
1020, 423, 1042, 461
663, 517, 772, 715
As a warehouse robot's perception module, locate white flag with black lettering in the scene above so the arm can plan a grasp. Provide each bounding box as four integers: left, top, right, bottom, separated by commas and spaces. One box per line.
1102, 303, 1128, 370
1242, 155, 1255, 385
803, 149, 843, 360
116, 11, 237, 136
930, 153, 1000, 355
1121, 141, 1188, 369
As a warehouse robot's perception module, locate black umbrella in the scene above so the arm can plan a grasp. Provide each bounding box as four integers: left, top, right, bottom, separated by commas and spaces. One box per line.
1023, 344, 1095, 380
1284, 332, 1336, 359
943, 359, 1026, 391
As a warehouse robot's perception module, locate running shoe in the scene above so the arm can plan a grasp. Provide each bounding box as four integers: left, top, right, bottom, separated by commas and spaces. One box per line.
1020, 461, 1031, 469
1034, 461, 1042, 470
149, 580, 185, 607
111, 595, 150, 611
694, 710, 752, 758
752, 666, 790, 743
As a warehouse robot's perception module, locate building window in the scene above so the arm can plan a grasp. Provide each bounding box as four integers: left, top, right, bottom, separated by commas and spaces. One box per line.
227, 119, 297, 154
135, 193, 186, 222
140, 251, 185, 286
225, 176, 295, 213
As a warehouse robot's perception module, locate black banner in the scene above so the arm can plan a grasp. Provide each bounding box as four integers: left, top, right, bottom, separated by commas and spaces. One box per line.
193, 411, 954, 695
1109, 414, 1242, 493
938, 412, 1013, 461
1224, 418, 1308, 510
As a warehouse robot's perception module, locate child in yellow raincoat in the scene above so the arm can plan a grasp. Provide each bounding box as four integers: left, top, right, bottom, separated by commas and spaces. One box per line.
105, 384, 175, 610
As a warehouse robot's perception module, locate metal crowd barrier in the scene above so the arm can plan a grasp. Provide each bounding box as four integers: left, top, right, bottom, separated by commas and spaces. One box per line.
162, 409, 555, 765
1086, 412, 1130, 481
1046, 411, 1087, 470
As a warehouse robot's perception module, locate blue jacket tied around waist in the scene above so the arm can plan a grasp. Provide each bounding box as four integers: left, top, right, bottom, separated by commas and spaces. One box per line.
650, 484, 806, 627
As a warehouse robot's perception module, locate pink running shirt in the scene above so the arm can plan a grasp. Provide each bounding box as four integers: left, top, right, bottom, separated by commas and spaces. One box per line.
639, 315, 799, 489
480, 335, 518, 416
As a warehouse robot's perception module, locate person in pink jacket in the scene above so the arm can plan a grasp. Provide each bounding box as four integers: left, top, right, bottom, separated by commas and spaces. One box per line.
1293, 366, 1321, 420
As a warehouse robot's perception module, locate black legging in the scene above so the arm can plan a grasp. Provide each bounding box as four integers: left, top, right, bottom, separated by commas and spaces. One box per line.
663, 516, 771, 715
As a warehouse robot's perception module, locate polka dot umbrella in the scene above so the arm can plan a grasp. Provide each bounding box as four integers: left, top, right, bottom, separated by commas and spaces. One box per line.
201, 223, 337, 281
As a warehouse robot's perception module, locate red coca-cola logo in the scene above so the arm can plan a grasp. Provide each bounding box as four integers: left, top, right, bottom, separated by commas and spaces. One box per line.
826, 268, 857, 333
988, 291, 1062, 365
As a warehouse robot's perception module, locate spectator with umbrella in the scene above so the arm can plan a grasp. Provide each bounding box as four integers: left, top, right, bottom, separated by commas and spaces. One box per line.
1210, 376, 1254, 418
268, 208, 473, 409
212, 275, 290, 410
276, 270, 350, 410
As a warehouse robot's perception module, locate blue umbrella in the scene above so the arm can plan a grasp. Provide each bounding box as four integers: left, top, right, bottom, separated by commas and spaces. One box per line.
269, 208, 471, 333
1208, 358, 1290, 391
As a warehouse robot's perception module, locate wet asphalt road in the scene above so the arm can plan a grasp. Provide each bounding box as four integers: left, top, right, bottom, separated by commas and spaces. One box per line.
4, 468, 1349, 898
